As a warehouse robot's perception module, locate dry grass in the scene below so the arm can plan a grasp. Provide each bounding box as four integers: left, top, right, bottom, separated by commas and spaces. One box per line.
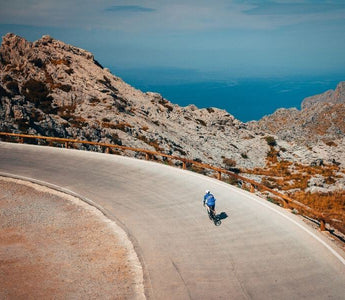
50, 59, 71, 66
244, 157, 345, 234
291, 191, 345, 233
223, 157, 236, 167
137, 135, 163, 152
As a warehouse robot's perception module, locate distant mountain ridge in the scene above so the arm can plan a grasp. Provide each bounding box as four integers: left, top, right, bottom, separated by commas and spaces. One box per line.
302, 81, 345, 109
249, 81, 345, 143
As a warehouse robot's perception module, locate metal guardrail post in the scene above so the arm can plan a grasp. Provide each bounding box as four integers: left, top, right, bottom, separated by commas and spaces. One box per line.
282, 200, 289, 209
217, 171, 222, 180
65, 142, 69, 149
320, 219, 326, 231
145, 153, 150, 160
250, 184, 255, 193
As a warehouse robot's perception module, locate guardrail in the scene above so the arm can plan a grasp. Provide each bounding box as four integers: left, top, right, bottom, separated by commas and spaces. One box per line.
0, 131, 328, 231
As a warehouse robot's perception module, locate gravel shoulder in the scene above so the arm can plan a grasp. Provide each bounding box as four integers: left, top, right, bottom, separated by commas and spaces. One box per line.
0, 176, 145, 299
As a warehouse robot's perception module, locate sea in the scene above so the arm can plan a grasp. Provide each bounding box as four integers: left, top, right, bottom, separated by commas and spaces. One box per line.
110, 68, 345, 122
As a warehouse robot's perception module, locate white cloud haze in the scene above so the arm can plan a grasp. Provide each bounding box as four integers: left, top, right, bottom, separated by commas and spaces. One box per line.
0, 0, 345, 77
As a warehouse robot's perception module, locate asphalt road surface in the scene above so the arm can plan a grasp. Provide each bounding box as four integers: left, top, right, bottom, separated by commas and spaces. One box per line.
1, 142, 345, 300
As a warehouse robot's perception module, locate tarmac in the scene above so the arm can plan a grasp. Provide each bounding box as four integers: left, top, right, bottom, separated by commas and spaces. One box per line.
1, 142, 345, 299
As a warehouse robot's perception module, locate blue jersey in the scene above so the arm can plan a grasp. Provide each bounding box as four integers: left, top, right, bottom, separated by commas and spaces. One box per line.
204, 193, 216, 206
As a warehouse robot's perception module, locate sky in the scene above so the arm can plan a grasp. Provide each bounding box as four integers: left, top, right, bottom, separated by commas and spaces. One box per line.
1, 1, 345, 120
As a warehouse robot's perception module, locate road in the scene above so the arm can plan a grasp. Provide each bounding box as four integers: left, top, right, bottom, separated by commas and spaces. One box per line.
1, 142, 345, 299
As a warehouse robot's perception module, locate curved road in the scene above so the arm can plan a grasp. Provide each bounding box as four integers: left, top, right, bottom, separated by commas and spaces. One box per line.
1, 142, 345, 299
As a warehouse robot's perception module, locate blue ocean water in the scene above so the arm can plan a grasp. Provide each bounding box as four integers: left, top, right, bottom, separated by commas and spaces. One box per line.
111, 68, 345, 122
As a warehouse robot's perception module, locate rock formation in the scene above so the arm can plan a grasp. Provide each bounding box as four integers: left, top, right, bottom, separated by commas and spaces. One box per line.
250, 81, 345, 144
0, 33, 270, 169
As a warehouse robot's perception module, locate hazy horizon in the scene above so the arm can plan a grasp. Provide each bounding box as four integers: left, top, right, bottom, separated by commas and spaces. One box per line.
112, 67, 345, 121
1, 0, 345, 121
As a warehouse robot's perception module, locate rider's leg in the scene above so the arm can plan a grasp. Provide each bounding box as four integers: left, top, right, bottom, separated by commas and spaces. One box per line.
210, 205, 216, 216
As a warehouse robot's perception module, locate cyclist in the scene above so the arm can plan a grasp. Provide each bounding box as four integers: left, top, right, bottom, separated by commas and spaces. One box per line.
203, 190, 216, 216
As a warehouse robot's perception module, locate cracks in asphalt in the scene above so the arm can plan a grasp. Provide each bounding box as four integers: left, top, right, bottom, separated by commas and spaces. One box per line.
171, 259, 193, 299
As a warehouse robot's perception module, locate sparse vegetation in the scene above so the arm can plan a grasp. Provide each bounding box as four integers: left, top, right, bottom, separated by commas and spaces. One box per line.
265, 136, 277, 147
58, 104, 76, 120
158, 99, 174, 112
137, 135, 163, 152
291, 190, 345, 233
51, 58, 71, 66
174, 147, 187, 156
110, 122, 133, 131
6, 81, 19, 94
325, 141, 337, 147
89, 97, 101, 105
22, 79, 56, 114
97, 76, 118, 94
223, 157, 236, 168
65, 68, 74, 75
102, 122, 119, 129
30, 58, 45, 68
244, 157, 345, 234
266, 148, 279, 164
58, 84, 72, 92
69, 116, 88, 128
195, 119, 207, 126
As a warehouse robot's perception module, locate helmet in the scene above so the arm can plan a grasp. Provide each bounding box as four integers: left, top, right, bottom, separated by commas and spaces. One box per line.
205, 190, 210, 194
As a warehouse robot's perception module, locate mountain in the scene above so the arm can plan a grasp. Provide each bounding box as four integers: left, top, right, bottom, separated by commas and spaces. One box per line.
0, 33, 271, 169
1, 33, 345, 234
302, 81, 345, 109
249, 81, 345, 144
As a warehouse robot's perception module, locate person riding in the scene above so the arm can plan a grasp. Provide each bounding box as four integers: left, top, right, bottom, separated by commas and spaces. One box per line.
203, 190, 216, 215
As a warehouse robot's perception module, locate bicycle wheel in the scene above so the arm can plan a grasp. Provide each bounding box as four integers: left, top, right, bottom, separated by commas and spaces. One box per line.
214, 218, 221, 226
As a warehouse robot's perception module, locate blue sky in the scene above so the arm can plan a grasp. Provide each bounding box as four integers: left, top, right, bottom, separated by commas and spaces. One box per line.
1, 1, 345, 120
1, 0, 345, 78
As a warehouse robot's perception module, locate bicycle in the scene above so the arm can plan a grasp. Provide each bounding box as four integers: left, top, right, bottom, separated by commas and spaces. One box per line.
205, 206, 221, 226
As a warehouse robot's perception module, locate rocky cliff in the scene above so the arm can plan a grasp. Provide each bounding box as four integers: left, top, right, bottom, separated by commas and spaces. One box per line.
0, 33, 271, 170
302, 81, 345, 110
250, 81, 345, 144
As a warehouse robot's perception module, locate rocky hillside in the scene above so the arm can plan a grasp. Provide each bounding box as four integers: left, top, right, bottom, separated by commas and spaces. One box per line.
250, 81, 345, 144
1, 33, 345, 233
0, 33, 272, 170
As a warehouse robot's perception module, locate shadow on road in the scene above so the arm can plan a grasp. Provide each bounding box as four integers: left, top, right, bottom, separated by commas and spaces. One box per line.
217, 212, 228, 220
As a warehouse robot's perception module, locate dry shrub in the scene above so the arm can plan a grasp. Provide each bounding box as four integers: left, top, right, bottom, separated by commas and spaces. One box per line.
266, 147, 279, 163
291, 190, 345, 233
265, 136, 277, 146
112, 122, 133, 131
244, 157, 345, 234
51, 59, 71, 66
223, 158, 236, 167
22, 79, 56, 114
137, 135, 163, 152
195, 119, 207, 126
325, 141, 337, 147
